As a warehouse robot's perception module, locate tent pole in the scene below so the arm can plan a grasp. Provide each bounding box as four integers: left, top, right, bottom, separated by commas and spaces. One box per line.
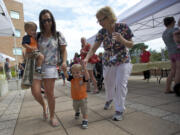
13, 36, 20, 93
2, 62, 6, 79
13, 36, 18, 78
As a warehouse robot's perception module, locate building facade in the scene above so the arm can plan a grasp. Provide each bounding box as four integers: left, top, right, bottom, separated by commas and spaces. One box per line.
0, 0, 25, 65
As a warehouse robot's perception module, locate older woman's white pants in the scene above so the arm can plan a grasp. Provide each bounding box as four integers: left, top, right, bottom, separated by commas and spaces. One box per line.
103, 63, 132, 112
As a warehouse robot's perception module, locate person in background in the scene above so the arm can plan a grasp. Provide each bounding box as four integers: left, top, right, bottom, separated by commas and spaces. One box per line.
162, 17, 180, 94
83, 6, 133, 121
63, 63, 89, 129
73, 52, 81, 64
60, 67, 66, 86
18, 63, 24, 79
174, 83, 180, 97
80, 37, 99, 94
4, 58, 12, 80
69, 59, 74, 68
94, 53, 104, 90
140, 46, 151, 80
173, 18, 180, 49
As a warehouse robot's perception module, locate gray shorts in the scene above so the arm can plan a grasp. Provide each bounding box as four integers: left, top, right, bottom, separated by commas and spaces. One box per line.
73, 98, 88, 115
33, 65, 58, 80
86, 63, 95, 70
25, 51, 42, 59
5, 72, 12, 80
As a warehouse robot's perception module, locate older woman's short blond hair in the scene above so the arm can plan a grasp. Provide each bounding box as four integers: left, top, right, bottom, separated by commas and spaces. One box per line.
96, 6, 117, 24
71, 64, 82, 72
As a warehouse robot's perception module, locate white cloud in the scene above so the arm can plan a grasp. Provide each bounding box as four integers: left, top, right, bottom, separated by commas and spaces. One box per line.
145, 38, 165, 52
55, 14, 100, 60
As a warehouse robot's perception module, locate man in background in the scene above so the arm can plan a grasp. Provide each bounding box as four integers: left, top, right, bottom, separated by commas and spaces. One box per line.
4, 58, 12, 80
140, 46, 151, 80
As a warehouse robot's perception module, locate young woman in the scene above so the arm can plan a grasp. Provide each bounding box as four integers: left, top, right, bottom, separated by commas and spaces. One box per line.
31, 9, 67, 127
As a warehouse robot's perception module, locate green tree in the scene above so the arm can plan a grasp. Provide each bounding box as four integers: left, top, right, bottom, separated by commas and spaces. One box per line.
129, 43, 169, 63
149, 50, 161, 62
129, 43, 148, 54
131, 56, 137, 64
129, 43, 148, 63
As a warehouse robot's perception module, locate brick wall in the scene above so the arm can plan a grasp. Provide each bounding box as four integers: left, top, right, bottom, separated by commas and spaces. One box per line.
0, 0, 25, 66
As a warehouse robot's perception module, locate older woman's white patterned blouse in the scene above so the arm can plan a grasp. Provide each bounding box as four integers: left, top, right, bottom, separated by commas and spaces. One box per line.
95, 23, 133, 67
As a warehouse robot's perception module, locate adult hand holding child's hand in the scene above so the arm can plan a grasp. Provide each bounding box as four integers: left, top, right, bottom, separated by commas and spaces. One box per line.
61, 62, 67, 71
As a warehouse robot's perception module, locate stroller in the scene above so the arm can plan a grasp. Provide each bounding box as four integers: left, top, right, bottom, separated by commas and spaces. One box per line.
94, 60, 104, 91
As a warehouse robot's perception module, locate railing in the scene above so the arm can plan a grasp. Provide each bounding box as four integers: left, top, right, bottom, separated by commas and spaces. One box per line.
132, 61, 171, 83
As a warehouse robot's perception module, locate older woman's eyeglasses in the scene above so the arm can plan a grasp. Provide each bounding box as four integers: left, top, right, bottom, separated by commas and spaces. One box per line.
97, 16, 107, 23
42, 18, 52, 24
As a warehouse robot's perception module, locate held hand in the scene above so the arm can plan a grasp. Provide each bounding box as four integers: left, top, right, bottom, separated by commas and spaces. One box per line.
81, 61, 87, 70
61, 62, 67, 71
32, 47, 37, 51
82, 58, 88, 68
29, 47, 34, 51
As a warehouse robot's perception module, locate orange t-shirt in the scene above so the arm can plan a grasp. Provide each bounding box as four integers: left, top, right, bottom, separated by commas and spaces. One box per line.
27, 37, 37, 53
68, 75, 87, 100
22, 35, 38, 53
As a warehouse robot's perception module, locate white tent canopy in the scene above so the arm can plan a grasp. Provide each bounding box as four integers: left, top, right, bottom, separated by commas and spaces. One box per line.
0, 0, 15, 36
118, 0, 180, 43
0, 52, 15, 63
87, 0, 180, 45
0, 0, 18, 80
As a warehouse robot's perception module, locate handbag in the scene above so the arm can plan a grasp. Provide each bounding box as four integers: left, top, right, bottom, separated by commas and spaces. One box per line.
57, 32, 63, 66
21, 57, 35, 89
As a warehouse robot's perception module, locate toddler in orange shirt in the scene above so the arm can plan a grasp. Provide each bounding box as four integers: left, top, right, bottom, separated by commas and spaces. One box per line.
63, 63, 89, 129
22, 22, 44, 74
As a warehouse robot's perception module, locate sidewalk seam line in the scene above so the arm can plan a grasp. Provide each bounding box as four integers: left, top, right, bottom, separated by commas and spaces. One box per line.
55, 113, 69, 135
13, 91, 25, 135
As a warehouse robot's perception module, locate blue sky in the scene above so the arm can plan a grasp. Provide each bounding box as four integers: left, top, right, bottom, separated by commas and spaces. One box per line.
20, 0, 165, 60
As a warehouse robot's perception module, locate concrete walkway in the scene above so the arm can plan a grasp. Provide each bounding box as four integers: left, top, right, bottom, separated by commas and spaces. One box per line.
0, 76, 180, 135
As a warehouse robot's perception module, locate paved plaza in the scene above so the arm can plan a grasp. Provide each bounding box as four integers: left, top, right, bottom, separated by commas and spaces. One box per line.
0, 76, 180, 135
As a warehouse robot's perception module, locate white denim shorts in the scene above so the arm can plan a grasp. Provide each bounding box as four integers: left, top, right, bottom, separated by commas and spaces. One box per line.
86, 63, 95, 70
33, 65, 58, 80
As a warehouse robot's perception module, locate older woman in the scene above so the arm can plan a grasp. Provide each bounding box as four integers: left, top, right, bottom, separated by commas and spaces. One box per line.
31, 9, 67, 127
83, 6, 133, 121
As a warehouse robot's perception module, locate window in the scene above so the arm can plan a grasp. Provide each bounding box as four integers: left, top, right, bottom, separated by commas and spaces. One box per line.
10, 11, 20, 19
15, 29, 21, 37
13, 48, 22, 55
